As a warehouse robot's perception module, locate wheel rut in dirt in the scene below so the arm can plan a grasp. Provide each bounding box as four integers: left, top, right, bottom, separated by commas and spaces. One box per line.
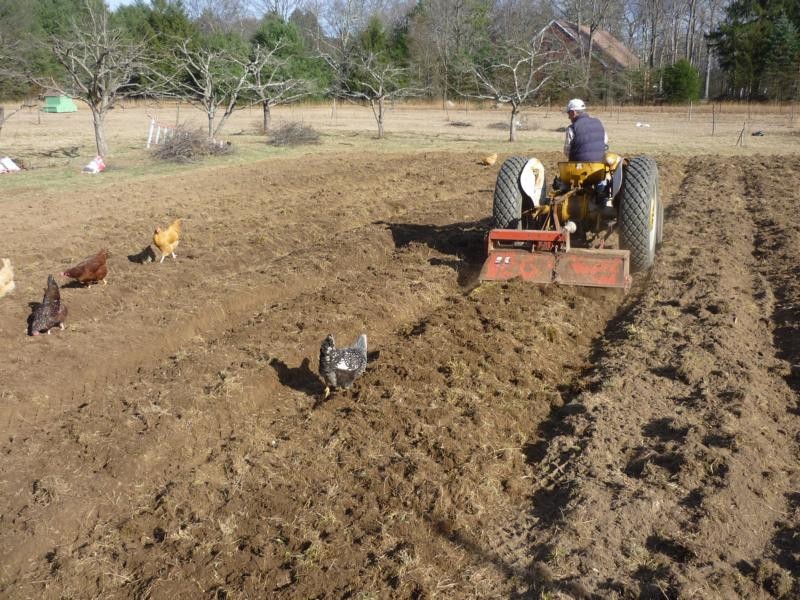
3, 152, 796, 598
1, 154, 638, 598
517, 155, 800, 599
2, 281, 628, 599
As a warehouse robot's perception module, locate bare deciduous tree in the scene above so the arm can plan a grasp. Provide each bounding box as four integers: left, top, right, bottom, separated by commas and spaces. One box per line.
412, 0, 491, 108
468, 38, 560, 142
186, 0, 253, 36
318, 3, 420, 139
325, 50, 418, 138
555, 0, 617, 86
167, 39, 254, 140
0, 34, 24, 138
42, 3, 149, 156
249, 40, 314, 132
0, 102, 29, 139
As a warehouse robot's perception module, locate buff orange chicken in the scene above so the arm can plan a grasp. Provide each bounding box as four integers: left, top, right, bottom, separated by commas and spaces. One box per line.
153, 218, 182, 263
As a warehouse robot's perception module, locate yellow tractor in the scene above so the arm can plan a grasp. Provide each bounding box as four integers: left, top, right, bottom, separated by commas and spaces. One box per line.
479, 154, 662, 289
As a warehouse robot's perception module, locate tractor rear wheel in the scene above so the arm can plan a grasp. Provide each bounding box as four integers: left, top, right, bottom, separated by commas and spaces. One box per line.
619, 156, 659, 272
493, 156, 529, 229
656, 188, 664, 246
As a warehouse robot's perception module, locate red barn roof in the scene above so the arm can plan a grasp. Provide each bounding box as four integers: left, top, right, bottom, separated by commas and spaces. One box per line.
541, 20, 639, 71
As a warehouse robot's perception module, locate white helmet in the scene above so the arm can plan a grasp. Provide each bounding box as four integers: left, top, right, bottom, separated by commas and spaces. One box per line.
565, 98, 586, 112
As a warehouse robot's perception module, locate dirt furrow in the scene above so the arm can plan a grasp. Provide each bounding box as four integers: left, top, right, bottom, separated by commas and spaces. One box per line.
0, 173, 495, 593
3, 283, 623, 599
741, 156, 800, 592
0, 151, 496, 428
1, 191, 629, 597
5, 151, 796, 599
518, 155, 799, 598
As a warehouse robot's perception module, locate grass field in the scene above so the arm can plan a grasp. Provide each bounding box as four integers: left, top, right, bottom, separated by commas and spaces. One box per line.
2, 99, 798, 187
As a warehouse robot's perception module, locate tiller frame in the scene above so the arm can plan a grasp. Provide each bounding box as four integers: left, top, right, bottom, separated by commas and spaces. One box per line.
479, 200, 631, 289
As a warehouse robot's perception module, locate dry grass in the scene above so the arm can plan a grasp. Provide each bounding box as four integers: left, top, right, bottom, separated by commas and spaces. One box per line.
1, 99, 797, 179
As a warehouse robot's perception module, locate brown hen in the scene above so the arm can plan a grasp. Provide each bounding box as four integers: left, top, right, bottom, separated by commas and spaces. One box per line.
61, 249, 108, 285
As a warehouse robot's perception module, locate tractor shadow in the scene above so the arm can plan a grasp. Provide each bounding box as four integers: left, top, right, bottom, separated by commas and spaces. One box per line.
377, 218, 491, 288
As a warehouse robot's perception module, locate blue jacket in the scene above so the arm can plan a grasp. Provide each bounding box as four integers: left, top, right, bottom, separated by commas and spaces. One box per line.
568, 113, 606, 162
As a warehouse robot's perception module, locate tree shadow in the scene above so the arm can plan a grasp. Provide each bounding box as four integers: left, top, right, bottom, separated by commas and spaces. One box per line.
377, 218, 491, 287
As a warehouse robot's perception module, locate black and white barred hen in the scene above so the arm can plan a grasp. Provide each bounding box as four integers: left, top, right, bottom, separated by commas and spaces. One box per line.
29, 275, 68, 336
318, 333, 367, 398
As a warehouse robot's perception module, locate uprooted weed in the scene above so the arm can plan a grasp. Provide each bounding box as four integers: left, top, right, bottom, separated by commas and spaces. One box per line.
152, 127, 232, 163
267, 122, 321, 146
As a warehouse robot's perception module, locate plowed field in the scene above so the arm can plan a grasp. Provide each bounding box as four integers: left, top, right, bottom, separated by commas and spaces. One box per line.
0, 148, 798, 599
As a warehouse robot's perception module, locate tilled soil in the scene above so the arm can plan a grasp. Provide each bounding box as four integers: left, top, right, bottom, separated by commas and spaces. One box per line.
0, 151, 797, 599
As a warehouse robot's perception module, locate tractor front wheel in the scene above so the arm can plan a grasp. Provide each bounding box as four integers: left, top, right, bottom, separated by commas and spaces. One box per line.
493, 156, 529, 229
619, 156, 660, 272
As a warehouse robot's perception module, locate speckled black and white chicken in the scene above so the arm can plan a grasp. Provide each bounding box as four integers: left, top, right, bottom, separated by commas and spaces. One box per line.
318, 333, 368, 398
29, 275, 68, 336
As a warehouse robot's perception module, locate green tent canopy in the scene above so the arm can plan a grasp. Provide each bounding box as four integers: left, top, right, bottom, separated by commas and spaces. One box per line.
42, 95, 78, 113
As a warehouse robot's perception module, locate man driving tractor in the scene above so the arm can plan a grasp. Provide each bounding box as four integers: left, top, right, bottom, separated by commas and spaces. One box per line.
563, 98, 608, 162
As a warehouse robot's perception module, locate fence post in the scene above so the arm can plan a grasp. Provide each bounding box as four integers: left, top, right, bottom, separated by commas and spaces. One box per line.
146, 117, 155, 148
736, 120, 747, 146
711, 103, 716, 136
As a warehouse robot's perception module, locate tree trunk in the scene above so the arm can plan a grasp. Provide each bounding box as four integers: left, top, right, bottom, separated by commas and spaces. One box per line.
370, 98, 385, 139
262, 101, 272, 133
213, 112, 233, 139
586, 29, 596, 87
91, 107, 109, 157
508, 105, 518, 142
214, 96, 241, 139
377, 97, 385, 139
207, 106, 215, 141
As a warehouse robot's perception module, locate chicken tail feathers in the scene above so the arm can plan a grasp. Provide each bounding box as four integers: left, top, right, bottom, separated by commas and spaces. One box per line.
43, 275, 61, 304
353, 334, 367, 356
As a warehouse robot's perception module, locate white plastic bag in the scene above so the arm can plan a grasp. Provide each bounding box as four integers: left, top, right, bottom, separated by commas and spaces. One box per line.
0, 157, 20, 173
